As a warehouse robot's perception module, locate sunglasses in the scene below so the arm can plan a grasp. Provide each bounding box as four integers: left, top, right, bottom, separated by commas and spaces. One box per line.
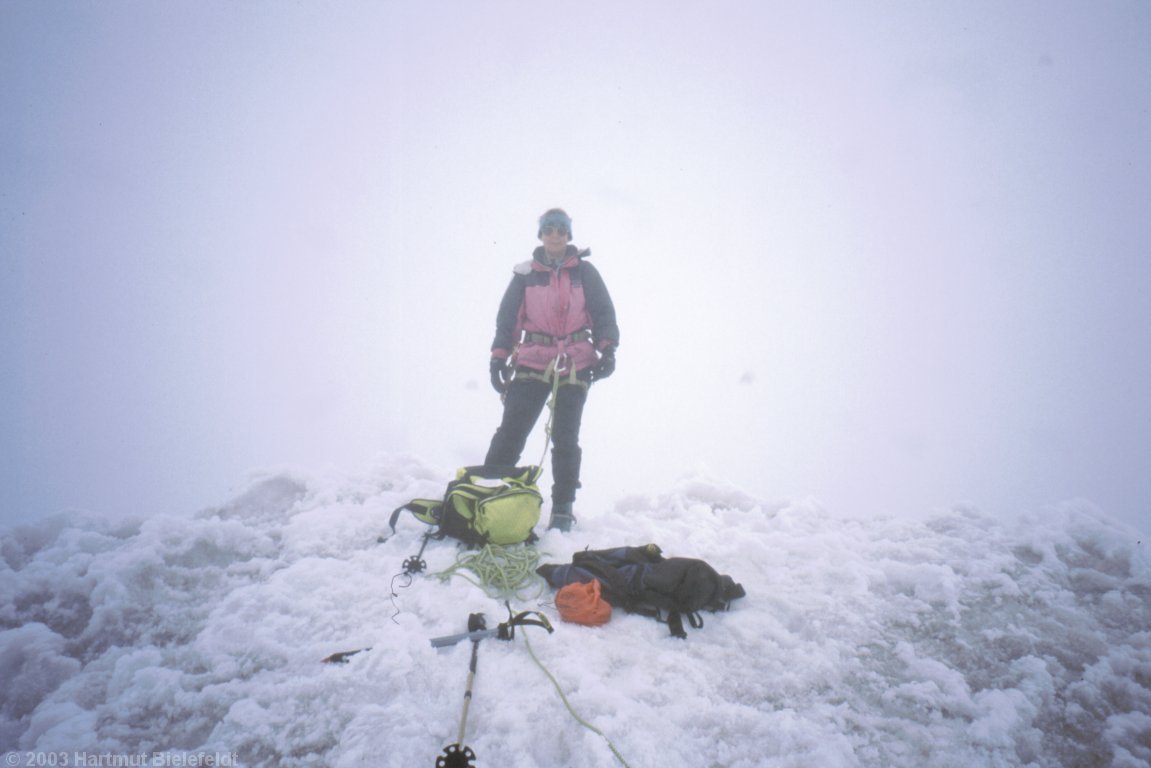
542, 224, 569, 236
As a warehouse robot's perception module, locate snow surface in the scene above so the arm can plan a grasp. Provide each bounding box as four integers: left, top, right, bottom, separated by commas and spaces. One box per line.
2, 457, 1149, 768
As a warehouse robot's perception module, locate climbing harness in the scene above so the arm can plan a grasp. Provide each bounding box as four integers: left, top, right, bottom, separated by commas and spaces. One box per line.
507, 322, 592, 468
518, 328, 592, 347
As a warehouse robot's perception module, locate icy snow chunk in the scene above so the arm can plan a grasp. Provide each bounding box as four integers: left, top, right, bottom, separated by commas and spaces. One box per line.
0, 623, 81, 721
206, 474, 307, 526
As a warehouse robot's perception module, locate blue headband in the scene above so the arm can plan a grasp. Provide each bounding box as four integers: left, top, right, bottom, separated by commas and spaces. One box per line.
538, 210, 573, 240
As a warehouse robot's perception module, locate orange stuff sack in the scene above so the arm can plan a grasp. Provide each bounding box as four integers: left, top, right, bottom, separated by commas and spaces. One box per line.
555, 579, 613, 626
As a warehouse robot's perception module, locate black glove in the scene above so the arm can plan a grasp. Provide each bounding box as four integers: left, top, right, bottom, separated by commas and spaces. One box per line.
489, 357, 513, 394
591, 346, 616, 381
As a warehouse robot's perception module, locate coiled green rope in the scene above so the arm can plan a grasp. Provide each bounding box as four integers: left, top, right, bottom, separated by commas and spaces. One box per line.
435, 544, 546, 602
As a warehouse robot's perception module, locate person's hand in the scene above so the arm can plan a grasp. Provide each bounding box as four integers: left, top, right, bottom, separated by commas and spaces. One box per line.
591, 346, 616, 381
489, 357, 513, 393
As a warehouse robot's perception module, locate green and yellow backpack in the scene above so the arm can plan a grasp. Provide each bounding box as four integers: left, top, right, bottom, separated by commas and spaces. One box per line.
388, 465, 542, 546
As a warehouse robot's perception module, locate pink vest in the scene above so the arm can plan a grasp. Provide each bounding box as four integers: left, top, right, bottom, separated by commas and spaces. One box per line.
514, 255, 597, 373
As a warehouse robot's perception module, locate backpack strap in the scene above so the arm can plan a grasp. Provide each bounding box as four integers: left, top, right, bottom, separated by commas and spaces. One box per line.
386, 501, 446, 575
667, 607, 681, 640
387, 498, 443, 538
658, 609, 704, 639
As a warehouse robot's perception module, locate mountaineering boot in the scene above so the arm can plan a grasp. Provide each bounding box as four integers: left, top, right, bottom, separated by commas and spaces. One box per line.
548, 502, 576, 532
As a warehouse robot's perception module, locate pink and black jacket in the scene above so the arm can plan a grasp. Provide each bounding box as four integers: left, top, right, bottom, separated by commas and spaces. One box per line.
491, 245, 619, 378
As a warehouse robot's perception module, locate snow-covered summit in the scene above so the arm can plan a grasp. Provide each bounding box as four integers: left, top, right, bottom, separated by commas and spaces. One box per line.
2, 457, 1148, 767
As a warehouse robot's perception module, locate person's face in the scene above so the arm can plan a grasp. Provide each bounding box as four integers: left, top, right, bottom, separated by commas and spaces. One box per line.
541, 224, 569, 255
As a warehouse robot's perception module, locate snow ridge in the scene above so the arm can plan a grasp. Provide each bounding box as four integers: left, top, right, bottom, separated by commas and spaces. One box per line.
2, 458, 1149, 767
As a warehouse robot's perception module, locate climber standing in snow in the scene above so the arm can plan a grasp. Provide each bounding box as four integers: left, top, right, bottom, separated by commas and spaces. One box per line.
485, 208, 619, 532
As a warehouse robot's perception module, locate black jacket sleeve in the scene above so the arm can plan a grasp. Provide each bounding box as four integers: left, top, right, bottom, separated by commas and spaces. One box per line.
581, 262, 619, 348
490, 274, 524, 356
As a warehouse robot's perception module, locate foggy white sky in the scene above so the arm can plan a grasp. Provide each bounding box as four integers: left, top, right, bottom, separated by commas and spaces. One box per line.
3, 1, 1149, 534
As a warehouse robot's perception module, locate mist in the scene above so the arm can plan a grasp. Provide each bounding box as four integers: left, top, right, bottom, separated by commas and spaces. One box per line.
3, 1, 1149, 535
